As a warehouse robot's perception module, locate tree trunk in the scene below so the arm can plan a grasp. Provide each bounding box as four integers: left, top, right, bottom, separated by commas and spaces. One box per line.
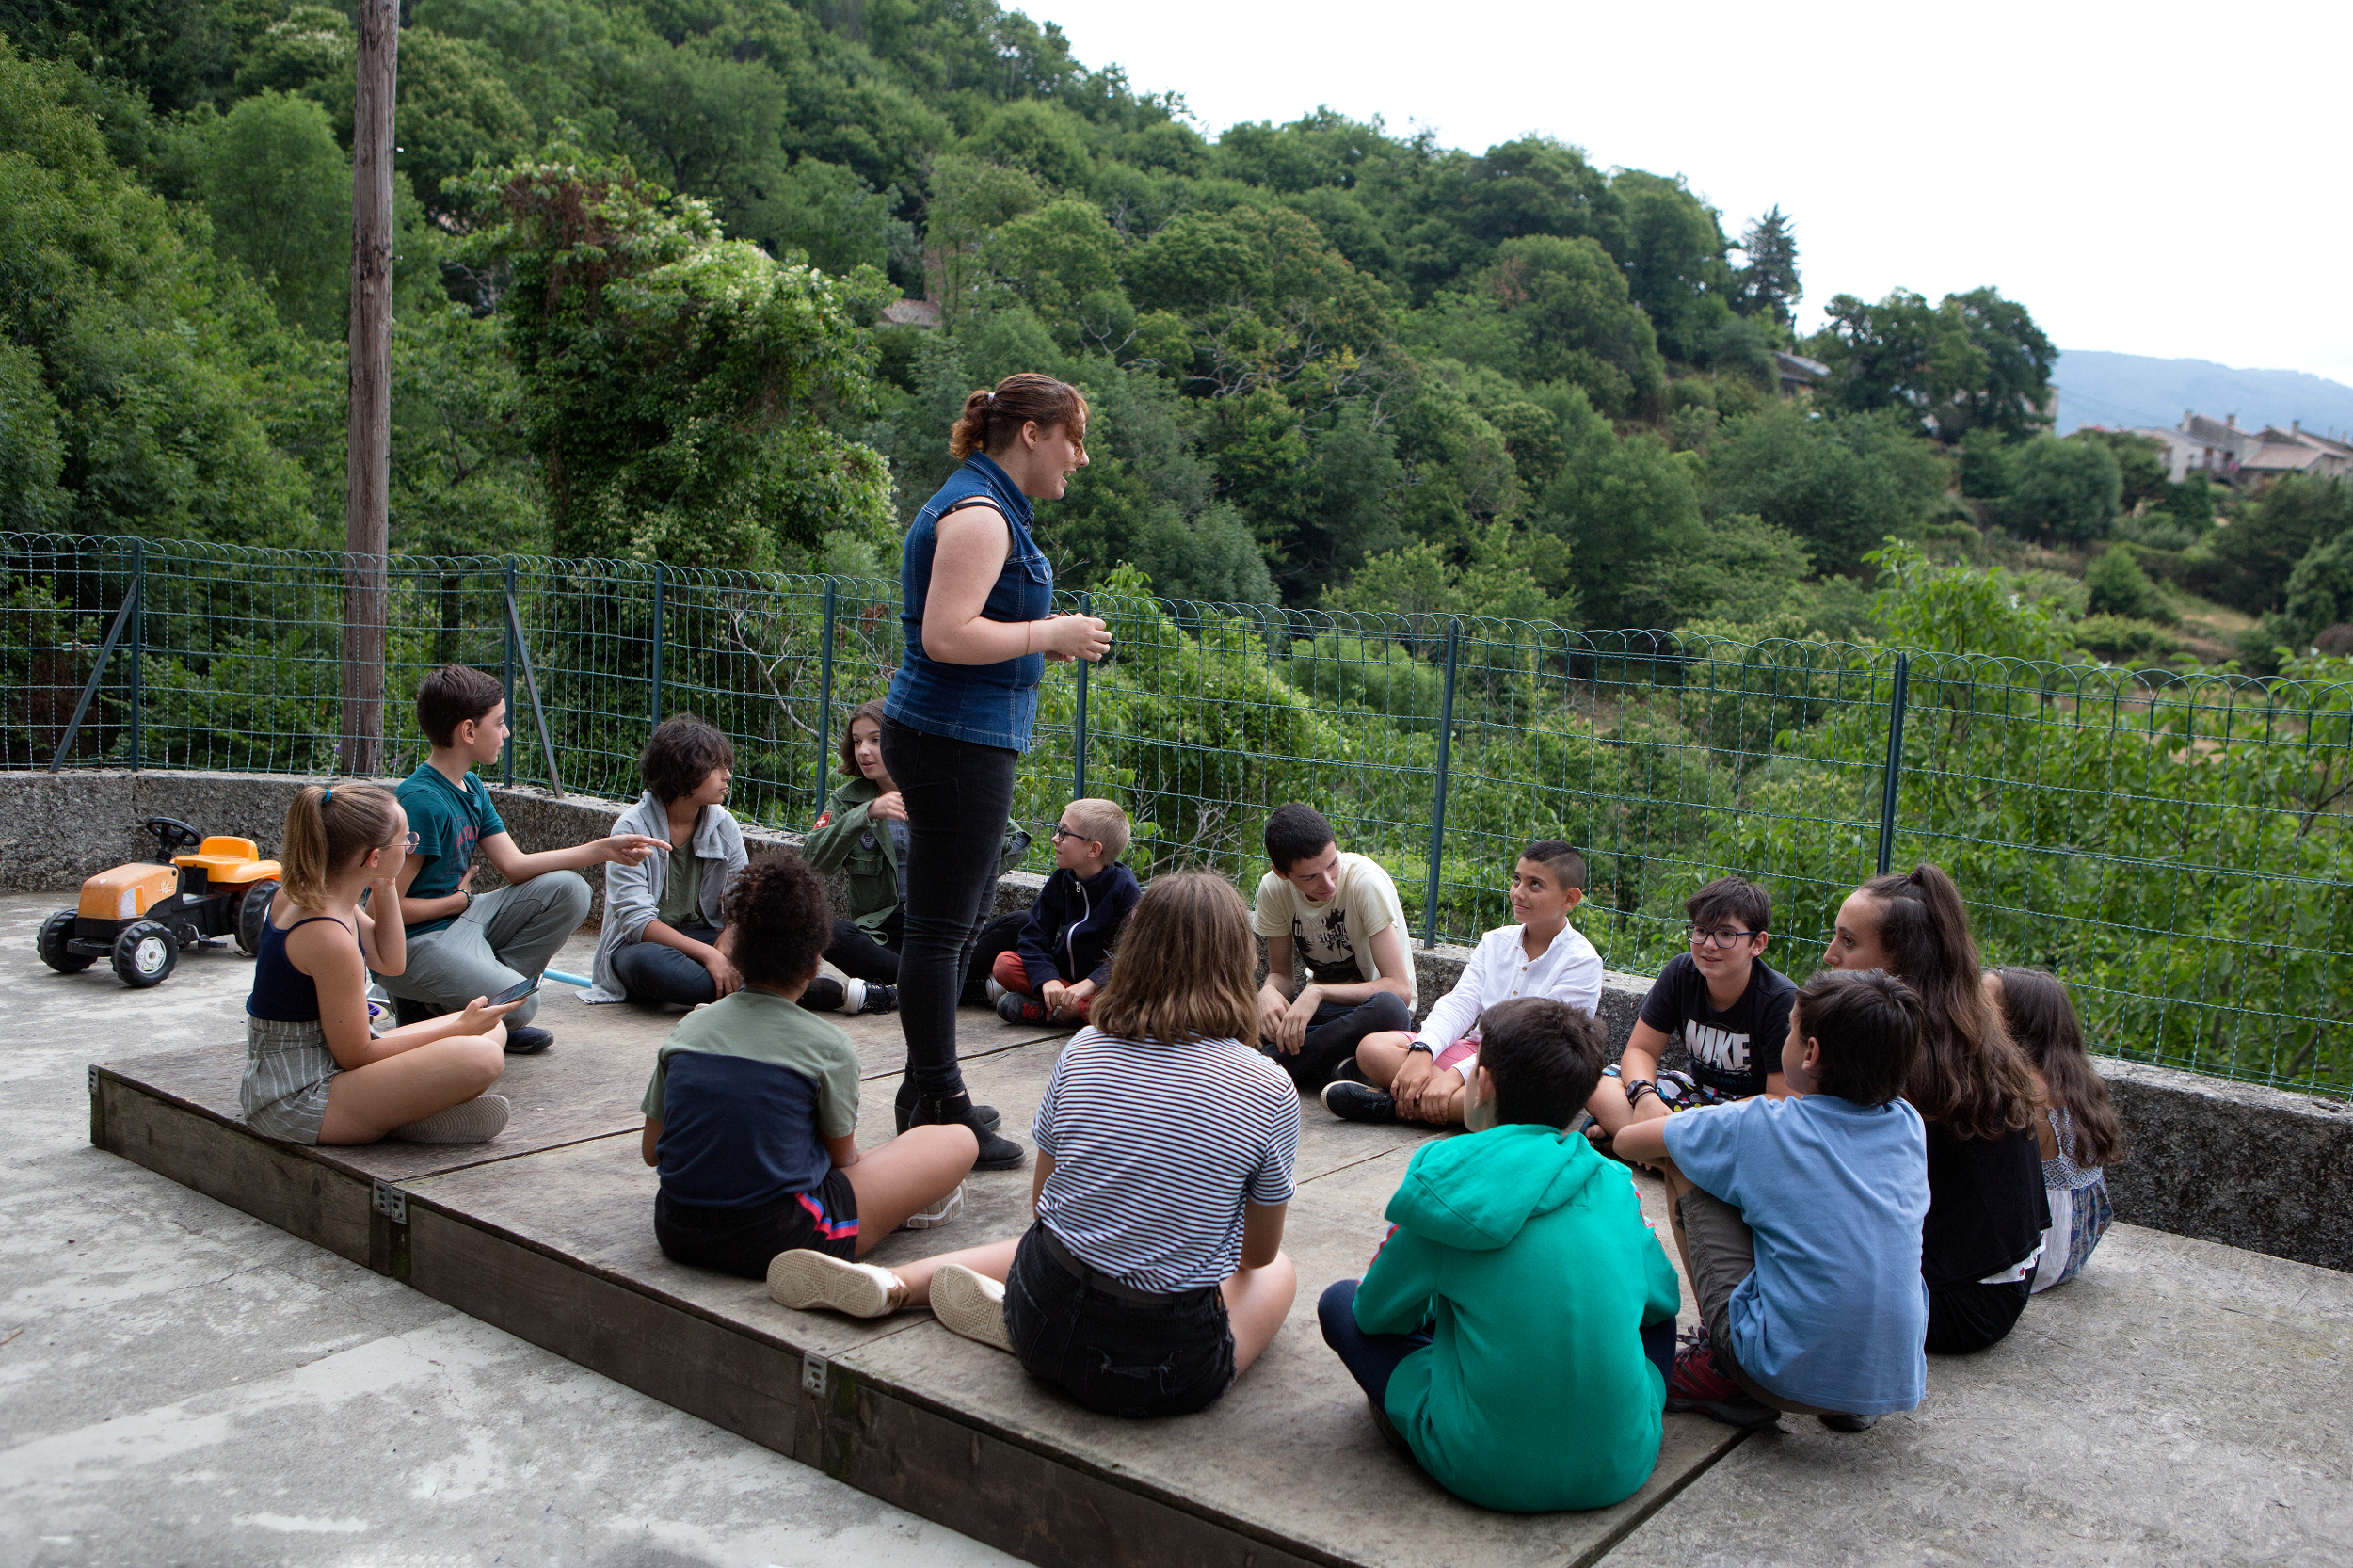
342, 0, 398, 777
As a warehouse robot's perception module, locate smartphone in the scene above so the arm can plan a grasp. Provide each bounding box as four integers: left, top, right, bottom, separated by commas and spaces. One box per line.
484, 975, 541, 1008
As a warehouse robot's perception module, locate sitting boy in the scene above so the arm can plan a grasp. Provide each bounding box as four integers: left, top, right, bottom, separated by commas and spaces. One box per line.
1317, 998, 1681, 1512
381, 664, 664, 1052
989, 798, 1141, 1027
1613, 968, 1930, 1433
1324, 840, 1601, 1126
1584, 875, 1795, 1150
1252, 803, 1416, 1093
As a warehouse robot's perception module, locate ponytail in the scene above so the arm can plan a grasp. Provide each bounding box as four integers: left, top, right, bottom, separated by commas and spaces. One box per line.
947, 373, 1089, 461
280, 783, 401, 907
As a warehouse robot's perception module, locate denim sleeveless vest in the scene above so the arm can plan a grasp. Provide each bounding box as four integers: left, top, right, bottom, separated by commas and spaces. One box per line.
885, 454, 1052, 752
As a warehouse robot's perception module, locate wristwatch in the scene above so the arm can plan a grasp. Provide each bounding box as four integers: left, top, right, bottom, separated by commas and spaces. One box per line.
1406, 1041, 1434, 1057
1622, 1078, 1657, 1107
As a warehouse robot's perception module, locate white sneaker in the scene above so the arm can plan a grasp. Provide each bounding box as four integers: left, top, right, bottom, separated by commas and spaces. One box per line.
768, 1249, 903, 1318
391, 1095, 510, 1144
839, 978, 868, 1015
984, 977, 1007, 1005
930, 1263, 1013, 1352
899, 1181, 965, 1231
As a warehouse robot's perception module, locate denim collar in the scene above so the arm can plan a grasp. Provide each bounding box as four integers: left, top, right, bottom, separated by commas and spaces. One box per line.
964, 452, 1034, 530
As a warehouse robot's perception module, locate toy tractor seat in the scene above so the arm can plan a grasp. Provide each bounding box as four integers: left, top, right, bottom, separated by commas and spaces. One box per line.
173, 837, 279, 882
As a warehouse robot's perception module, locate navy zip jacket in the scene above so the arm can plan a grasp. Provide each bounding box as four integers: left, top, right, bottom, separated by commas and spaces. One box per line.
1016, 862, 1143, 991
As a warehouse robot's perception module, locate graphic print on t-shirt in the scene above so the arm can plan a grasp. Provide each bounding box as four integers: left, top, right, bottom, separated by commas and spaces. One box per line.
1686, 1022, 1751, 1078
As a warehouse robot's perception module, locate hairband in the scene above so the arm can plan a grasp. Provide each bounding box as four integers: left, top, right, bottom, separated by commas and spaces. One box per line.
322, 787, 333, 803
984, 391, 997, 406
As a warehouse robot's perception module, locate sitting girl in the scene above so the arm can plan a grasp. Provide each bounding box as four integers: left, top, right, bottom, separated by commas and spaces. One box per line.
242, 785, 520, 1146
802, 699, 1031, 1017
1821, 863, 2047, 1353
1323, 840, 1601, 1126
769, 872, 1301, 1420
640, 854, 979, 1278
584, 714, 749, 1009
1990, 968, 2123, 1292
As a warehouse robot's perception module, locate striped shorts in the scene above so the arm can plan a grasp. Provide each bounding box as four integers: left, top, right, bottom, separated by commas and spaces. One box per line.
241, 1015, 339, 1144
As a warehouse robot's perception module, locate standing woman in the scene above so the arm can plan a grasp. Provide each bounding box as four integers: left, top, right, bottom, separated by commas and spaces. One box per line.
887, 374, 1111, 1168
1821, 863, 2048, 1353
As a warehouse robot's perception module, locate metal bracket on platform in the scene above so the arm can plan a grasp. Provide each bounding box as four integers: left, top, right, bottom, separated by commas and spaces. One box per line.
802, 1353, 829, 1399
372, 1179, 408, 1224
88, 1064, 98, 1096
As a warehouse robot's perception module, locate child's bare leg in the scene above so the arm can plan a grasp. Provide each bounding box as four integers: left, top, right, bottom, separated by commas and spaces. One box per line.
844, 1124, 980, 1255
888, 1237, 1023, 1306
1222, 1250, 1299, 1375
1353, 1031, 1417, 1088
317, 1034, 504, 1144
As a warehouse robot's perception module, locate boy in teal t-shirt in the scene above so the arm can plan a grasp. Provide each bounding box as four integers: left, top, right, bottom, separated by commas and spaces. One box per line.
379, 664, 664, 1050
1318, 997, 1681, 1512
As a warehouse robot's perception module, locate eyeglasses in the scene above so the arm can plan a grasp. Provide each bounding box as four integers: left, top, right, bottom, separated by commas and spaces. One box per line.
386, 830, 420, 855
1048, 824, 1092, 844
1688, 926, 1761, 950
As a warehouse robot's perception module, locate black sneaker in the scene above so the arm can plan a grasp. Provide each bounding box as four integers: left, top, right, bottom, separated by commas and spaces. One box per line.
799, 977, 845, 1013
1330, 1056, 1370, 1086
393, 996, 445, 1029
503, 1025, 553, 1055
913, 1089, 1024, 1169
857, 983, 898, 1015
996, 991, 1052, 1026
1321, 1080, 1397, 1124
1818, 1411, 1881, 1432
894, 1074, 999, 1135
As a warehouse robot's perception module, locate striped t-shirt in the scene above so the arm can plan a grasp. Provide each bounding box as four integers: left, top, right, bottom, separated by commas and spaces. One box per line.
1032, 1027, 1301, 1293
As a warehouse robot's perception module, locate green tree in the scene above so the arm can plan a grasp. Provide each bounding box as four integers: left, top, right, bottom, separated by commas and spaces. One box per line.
2202, 473, 2353, 613
2280, 534, 2353, 642
2002, 434, 2121, 545
1733, 206, 1800, 327
1706, 404, 1948, 575
1809, 286, 2057, 442
1612, 168, 1735, 364
464, 141, 896, 566
2083, 543, 2168, 623
195, 88, 349, 338
1411, 234, 1666, 417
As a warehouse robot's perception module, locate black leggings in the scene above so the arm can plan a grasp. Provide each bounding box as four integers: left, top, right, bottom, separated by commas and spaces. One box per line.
881, 715, 1019, 1096
824, 913, 903, 984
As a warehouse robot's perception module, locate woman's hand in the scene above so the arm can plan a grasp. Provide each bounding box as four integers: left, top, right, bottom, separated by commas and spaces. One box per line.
456, 994, 527, 1036
867, 790, 908, 822
1036, 614, 1111, 663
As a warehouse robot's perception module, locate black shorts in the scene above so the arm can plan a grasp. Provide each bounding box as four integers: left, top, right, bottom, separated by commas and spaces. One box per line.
1002, 1223, 1236, 1419
654, 1168, 859, 1279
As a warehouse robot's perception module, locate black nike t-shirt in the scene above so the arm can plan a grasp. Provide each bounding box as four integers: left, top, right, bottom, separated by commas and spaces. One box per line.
1636, 952, 1797, 1098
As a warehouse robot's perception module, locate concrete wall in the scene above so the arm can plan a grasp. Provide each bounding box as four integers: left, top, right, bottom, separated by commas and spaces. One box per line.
8, 768, 2347, 1272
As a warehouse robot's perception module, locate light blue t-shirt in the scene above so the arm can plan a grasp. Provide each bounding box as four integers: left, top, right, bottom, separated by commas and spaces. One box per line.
1664, 1093, 1930, 1416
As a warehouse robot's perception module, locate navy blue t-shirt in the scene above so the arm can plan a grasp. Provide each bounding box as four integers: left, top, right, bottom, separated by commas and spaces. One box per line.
639, 991, 860, 1208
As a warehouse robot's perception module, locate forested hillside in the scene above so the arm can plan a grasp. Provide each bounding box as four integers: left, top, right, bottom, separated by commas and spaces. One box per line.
4, 0, 2352, 663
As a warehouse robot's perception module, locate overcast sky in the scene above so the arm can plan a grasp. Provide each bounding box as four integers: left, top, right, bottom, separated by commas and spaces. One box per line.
1030, 0, 2353, 387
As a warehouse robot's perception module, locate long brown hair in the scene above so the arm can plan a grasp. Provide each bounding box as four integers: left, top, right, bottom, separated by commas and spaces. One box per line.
835, 698, 888, 779
948, 373, 1089, 461
1090, 872, 1259, 1047
1993, 968, 2125, 1168
280, 784, 402, 907
1856, 862, 2037, 1139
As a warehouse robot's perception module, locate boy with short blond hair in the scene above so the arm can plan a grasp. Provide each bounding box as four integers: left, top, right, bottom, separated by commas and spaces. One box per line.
990, 798, 1141, 1026
383, 664, 665, 1053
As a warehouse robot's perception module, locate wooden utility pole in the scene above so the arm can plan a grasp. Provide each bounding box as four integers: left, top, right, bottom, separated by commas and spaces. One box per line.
341, 0, 398, 776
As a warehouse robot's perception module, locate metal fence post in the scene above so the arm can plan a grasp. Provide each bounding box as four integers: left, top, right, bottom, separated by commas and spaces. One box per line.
46, 578, 140, 773
1073, 591, 1091, 800
1422, 618, 1462, 949
502, 560, 518, 785
649, 563, 666, 726
814, 579, 837, 812
1875, 651, 1911, 876
127, 537, 145, 769
501, 572, 565, 795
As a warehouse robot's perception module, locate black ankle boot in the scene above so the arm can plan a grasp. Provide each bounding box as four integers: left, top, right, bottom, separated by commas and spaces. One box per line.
913, 1088, 1024, 1169
895, 1071, 1000, 1135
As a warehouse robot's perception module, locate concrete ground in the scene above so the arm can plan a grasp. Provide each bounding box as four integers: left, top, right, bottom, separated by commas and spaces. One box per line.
0, 891, 1018, 1568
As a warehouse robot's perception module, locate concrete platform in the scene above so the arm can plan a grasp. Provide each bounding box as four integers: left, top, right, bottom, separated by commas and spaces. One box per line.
43, 908, 2353, 1566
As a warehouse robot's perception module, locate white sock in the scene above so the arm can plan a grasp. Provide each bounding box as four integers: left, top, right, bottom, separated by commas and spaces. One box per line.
840, 978, 867, 1014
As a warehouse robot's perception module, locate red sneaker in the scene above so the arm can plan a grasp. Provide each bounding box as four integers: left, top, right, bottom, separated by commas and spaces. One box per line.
1666, 1341, 1780, 1429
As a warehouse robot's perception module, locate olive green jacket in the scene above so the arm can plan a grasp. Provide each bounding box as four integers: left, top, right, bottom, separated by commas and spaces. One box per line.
802, 776, 1029, 933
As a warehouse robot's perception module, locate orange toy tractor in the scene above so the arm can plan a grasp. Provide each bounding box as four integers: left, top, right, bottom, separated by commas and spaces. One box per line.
38, 817, 282, 988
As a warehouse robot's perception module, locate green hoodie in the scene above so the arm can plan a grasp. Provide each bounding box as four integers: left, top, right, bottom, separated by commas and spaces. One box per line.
1354, 1121, 1681, 1512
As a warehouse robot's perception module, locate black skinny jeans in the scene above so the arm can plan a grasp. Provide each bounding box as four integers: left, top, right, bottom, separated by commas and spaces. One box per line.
880, 715, 1019, 1096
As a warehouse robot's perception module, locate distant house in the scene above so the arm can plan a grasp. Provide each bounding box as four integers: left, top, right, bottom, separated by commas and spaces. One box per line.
880, 298, 943, 329
1771, 350, 1829, 399
2129, 412, 2352, 490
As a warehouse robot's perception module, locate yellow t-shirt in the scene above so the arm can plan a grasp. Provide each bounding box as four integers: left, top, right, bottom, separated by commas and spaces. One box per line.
1252, 851, 1416, 1007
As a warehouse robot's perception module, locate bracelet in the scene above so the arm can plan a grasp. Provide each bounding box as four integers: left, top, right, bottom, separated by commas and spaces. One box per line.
1622, 1078, 1657, 1107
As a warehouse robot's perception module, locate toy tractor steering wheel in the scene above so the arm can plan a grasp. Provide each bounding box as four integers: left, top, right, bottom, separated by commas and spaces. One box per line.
141, 817, 204, 862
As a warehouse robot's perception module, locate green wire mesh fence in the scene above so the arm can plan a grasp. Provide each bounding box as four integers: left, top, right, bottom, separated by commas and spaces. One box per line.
8, 532, 2349, 1096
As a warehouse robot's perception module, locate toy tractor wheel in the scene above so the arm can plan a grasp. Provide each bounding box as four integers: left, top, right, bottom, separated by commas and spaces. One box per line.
111, 920, 179, 988
235, 878, 280, 955
39, 910, 95, 973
